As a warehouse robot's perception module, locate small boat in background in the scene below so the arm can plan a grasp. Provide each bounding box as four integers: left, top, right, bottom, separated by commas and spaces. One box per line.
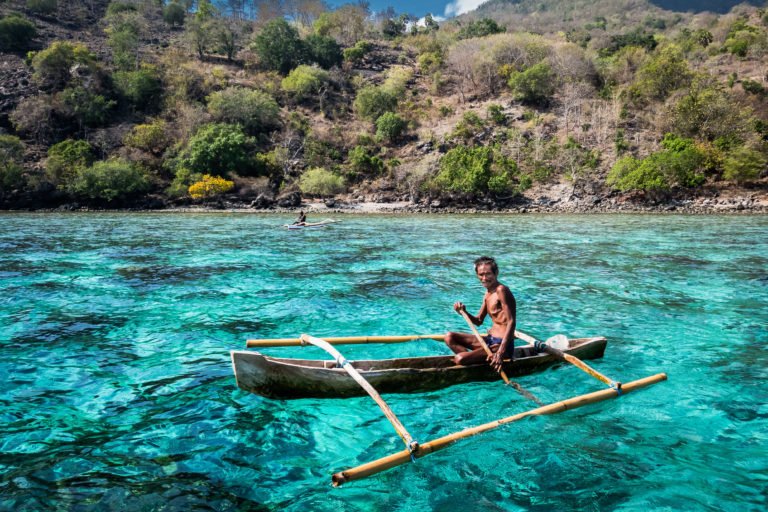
283, 219, 338, 229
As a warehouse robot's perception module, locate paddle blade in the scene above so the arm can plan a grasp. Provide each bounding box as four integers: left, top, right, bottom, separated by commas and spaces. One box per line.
545, 334, 570, 350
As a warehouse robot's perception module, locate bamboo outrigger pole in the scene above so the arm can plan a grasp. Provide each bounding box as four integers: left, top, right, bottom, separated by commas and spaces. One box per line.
246, 334, 445, 348
300, 334, 419, 453
515, 330, 621, 390
331, 372, 667, 487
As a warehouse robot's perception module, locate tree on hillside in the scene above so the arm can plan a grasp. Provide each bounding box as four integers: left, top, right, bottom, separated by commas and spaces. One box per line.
184, 0, 218, 59
251, 18, 307, 74
664, 77, 752, 142
508, 63, 556, 106
163, 1, 186, 27
457, 18, 505, 40
29, 41, 98, 91
305, 34, 342, 69
178, 123, 258, 177
313, 4, 369, 46
0, 135, 26, 200
206, 87, 281, 135
285, 0, 328, 27
630, 44, 692, 102
0, 13, 37, 52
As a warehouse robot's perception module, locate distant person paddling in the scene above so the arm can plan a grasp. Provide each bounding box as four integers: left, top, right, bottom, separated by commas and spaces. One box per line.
444, 256, 517, 372
292, 210, 307, 226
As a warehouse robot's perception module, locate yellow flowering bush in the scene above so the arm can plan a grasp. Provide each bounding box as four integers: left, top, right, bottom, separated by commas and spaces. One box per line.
188, 174, 234, 200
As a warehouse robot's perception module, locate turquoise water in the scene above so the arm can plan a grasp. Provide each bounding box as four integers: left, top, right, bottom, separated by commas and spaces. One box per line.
0, 213, 766, 511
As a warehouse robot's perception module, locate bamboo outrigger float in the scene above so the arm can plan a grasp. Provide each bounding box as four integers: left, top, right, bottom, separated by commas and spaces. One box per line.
232, 330, 668, 486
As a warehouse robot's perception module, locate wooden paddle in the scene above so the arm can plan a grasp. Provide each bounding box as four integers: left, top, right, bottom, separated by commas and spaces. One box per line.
515, 330, 621, 390
246, 334, 445, 347
458, 310, 542, 405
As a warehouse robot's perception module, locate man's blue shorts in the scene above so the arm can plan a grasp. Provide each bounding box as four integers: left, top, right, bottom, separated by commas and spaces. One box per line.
484, 335, 515, 357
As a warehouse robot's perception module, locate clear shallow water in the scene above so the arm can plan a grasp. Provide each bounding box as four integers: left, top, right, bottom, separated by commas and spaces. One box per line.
0, 212, 766, 511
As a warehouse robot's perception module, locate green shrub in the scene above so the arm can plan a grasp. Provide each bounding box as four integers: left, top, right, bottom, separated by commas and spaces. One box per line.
298, 167, 346, 196
353, 86, 397, 122
113, 65, 163, 112
630, 45, 692, 102
433, 145, 518, 196
457, 18, 505, 40
417, 52, 442, 74
106, 23, 139, 71
348, 146, 384, 176
487, 104, 505, 125
0, 135, 26, 195
722, 147, 766, 183
60, 86, 116, 127
741, 79, 766, 95
305, 34, 342, 69
382, 66, 412, 96
106, 1, 137, 17
375, 112, 407, 143
180, 123, 257, 177
30, 41, 96, 91
607, 134, 706, 191
281, 65, 330, 101
668, 80, 750, 142
46, 139, 93, 187
599, 28, 657, 57
343, 40, 373, 63
167, 167, 202, 197
68, 159, 149, 202
123, 121, 171, 155
0, 14, 37, 52
507, 63, 556, 106
304, 136, 342, 167
451, 111, 485, 141
26, 0, 56, 15
251, 18, 307, 74
206, 87, 280, 135
163, 2, 186, 27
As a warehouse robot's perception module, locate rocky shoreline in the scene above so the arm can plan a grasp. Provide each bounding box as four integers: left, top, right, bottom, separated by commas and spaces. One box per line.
14, 195, 766, 215
5, 179, 767, 215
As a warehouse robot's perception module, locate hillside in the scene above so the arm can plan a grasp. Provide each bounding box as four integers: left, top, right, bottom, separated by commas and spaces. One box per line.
0, 0, 766, 212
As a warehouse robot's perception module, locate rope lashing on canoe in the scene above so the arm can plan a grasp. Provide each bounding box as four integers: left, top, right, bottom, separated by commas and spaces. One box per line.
611, 381, 623, 395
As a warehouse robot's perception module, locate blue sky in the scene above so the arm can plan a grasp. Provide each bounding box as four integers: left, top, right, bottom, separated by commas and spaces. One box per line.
327, 0, 486, 19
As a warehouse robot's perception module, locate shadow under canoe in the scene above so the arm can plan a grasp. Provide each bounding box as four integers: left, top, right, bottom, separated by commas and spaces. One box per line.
231, 336, 607, 399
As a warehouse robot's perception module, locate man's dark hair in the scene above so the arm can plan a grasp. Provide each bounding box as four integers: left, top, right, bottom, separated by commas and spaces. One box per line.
474, 256, 498, 275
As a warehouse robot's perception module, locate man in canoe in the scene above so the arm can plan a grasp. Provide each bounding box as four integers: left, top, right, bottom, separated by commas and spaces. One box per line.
445, 256, 517, 371
292, 210, 307, 225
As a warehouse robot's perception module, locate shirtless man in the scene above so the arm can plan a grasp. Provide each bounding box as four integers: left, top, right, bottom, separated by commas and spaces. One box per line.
293, 210, 307, 225
444, 256, 517, 372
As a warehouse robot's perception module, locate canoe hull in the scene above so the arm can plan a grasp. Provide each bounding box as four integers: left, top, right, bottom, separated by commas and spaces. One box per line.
231, 337, 607, 399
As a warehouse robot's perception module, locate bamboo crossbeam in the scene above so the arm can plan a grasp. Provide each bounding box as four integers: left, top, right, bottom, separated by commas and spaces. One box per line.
246, 334, 445, 347
515, 330, 620, 389
331, 372, 667, 487
300, 334, 418, 452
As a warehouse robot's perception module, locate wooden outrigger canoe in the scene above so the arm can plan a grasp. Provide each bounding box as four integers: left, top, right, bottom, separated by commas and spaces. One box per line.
283, 219, 338, 229
230, 336, 607, 399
